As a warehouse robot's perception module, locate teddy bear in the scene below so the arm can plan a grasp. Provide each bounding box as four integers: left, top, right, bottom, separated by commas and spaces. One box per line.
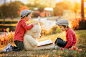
23, 24, 41, 50
23, 24, 56, 50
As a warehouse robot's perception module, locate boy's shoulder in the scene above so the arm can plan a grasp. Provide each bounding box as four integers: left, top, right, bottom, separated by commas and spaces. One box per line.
17, 19, 25, 24
68, 28, 75, 34
67, 28, 74, 32
20, 19, 24, 21
19, 19, 25, 22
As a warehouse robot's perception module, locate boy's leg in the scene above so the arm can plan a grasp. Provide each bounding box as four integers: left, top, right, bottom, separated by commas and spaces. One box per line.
12, 41, 24, 51
18, 41, 24, 50
55, 37, 67, 48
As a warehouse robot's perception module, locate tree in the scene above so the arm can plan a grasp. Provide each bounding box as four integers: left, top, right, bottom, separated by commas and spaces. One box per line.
72, 3, 80, 14
0, 1, 24, 18
0, 4, 9, 17
0, 10, 3, 18
17, 5, 29, 15
8, 1, 24, 18
38, 5, 45, 12
25, 3, 36, 11
53, 1, 72, 16
53, 6, 63, 16
27, 0, 55, 7
26, 3, 46, 12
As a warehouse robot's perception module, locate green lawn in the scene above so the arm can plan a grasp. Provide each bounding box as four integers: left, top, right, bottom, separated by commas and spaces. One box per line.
0, 30, 86, 57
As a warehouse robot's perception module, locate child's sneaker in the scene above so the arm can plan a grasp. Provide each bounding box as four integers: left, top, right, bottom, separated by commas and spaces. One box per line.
9, 46, 13, 51
1, 43, 12, 53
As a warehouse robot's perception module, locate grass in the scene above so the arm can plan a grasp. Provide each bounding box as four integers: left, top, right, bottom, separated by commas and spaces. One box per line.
0, 30, 86, 57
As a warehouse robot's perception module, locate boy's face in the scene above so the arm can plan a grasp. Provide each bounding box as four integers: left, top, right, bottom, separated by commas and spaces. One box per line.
25, 13, 32, 21
58, 25, 65, 31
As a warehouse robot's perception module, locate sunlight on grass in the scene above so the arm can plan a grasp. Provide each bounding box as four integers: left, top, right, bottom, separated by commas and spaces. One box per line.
37, 31, 66, 42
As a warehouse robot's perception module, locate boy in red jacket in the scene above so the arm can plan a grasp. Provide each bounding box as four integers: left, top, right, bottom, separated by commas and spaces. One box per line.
1, 10, 38, 53
13, 10, 38, 51
55, 19, 76, 49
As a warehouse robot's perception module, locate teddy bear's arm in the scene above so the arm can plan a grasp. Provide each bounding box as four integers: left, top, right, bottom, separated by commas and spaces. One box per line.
25, 35, 38, 47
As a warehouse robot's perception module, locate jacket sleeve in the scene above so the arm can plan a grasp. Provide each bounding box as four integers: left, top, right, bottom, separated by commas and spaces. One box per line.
21, 20, 33, 30
65, 32, 73, 49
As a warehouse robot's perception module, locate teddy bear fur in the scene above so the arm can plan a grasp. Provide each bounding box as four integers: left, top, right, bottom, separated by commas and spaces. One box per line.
23, 24, 56, 50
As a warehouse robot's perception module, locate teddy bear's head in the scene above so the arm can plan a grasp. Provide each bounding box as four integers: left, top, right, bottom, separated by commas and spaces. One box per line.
25, 24, 41, 38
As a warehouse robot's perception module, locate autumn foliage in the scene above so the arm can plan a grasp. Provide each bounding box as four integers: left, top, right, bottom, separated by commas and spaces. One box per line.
0, 29, 14, 45
17, 5, 29, 15
71, 18, 86, 30
71, 18, 81, 30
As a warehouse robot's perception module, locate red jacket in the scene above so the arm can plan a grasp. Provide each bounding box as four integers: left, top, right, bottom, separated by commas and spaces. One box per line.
13, 19, 33, 41
65, 28, 76, 48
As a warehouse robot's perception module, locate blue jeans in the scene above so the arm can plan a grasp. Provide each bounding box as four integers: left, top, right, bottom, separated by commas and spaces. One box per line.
55, 37, 71, 48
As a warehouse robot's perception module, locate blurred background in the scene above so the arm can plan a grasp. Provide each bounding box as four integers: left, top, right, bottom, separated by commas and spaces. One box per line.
0, 0, 82, 18
0, 0, 84, 31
